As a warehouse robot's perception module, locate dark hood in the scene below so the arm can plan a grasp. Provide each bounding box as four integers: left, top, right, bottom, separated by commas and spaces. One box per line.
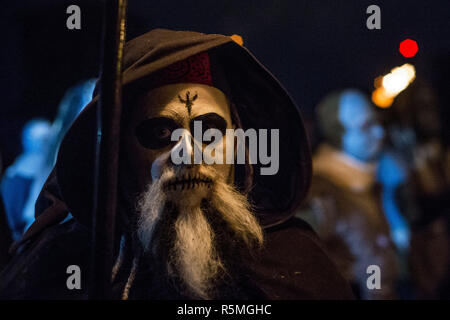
49, 29, 312, 230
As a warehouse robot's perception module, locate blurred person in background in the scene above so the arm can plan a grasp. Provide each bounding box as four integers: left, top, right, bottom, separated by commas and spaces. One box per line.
381, 79, 450, 299
0, 119, 52, 240
0, 79, 96, 242
377, 152, 410, 252
297, 89, 400, 299
376, 149, 412, 298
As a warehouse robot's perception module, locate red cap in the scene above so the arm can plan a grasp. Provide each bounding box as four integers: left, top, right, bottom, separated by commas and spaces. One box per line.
148, 51, 213, 89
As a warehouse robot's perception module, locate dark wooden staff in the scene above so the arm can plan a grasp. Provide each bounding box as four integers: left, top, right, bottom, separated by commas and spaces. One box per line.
90, 0, 127, 299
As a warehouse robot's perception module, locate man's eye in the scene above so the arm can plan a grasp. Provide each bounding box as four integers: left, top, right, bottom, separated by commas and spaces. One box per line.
190, 113, 227, 138
135, 117, 177, 149
155, 126, 172, 139
202, 122, 221, 134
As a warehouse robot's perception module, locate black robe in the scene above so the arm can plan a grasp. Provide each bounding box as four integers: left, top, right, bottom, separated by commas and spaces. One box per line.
0, 216, 353, 300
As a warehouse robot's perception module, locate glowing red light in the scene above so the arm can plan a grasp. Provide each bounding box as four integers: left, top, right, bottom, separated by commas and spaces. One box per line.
399, 39, 418, 58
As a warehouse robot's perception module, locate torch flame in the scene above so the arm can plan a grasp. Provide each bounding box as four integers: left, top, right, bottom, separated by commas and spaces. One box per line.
372, 63, 416, 108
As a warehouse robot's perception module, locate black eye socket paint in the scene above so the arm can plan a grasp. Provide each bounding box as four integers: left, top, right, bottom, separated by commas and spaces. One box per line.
189, 113, 227, 138
135, 117, 178, 149
135, 113, 227, 149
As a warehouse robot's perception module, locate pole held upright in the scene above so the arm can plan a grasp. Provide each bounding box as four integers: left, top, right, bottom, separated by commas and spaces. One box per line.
90, 0, 127, 299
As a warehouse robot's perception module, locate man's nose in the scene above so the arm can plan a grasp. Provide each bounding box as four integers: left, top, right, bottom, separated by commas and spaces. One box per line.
170, 129, 202, 166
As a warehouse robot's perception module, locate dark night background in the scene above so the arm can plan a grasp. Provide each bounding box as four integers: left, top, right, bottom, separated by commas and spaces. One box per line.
1, 0, 449, 170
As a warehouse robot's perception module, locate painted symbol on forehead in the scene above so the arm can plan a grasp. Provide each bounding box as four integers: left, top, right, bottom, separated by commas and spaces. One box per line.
178, 91, 198, 115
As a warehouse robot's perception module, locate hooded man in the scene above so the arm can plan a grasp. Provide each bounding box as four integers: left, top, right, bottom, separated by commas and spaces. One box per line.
297, 89, 399, 299
0, 29, 353, 300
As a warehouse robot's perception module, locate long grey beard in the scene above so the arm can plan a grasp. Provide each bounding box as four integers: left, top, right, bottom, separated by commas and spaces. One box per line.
136, 167, 263, 299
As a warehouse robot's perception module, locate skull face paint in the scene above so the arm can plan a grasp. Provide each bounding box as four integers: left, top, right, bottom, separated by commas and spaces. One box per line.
123, 83, 234, 207
121, 83, 263, 299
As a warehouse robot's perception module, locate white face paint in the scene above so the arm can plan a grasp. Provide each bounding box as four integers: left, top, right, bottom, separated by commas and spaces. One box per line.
122, 83, 235, 203
122, 84, 263, 299
338, 90, 385, 162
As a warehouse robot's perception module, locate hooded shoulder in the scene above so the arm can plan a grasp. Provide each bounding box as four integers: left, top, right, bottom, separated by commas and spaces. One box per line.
0, 215, 353, 300
244, 217, 355, 299
0, 219, 91, 299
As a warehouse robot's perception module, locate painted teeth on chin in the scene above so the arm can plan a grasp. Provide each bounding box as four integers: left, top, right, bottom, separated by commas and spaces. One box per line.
165, 176, 214, 192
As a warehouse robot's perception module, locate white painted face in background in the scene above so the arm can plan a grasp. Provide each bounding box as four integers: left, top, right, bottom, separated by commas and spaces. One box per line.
338, 90, 385, 162
123, 83, 234, 206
